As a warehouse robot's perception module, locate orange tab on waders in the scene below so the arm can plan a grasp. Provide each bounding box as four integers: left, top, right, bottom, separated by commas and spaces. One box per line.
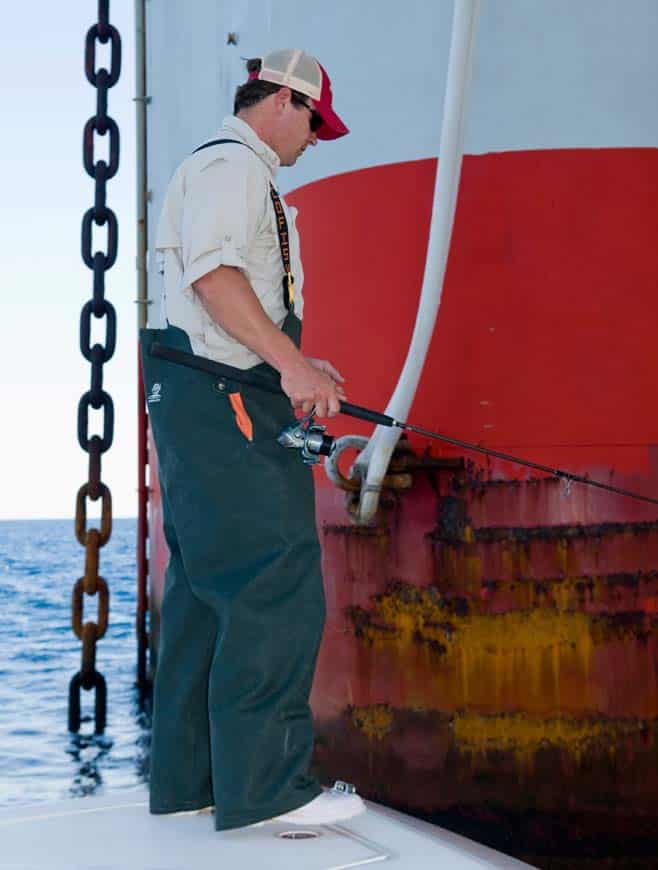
228, 393, 254, 442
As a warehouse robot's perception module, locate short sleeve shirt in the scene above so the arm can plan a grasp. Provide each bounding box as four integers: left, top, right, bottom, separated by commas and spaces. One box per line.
155, 116, 305, 370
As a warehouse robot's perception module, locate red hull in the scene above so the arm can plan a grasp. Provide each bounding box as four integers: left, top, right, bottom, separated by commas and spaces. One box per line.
145, 147, 658, 863
289, 149, 658, 463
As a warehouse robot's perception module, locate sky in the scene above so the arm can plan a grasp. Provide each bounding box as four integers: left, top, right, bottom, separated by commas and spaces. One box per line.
0, 1, 137, 519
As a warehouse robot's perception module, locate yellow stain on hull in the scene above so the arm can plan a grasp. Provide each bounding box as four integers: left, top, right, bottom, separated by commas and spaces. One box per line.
351, 704, 394, 741
350, 582, 658, 717
452, 712, 650, 766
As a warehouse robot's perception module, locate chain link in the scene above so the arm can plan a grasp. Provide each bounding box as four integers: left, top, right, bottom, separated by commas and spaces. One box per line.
83, 117, 120, 180
75, 483, 113, 548
80, 623, 99, 688
84, 529, 101, 595
80, 299, 117, 362
72, 576, 110, 641
77, 392, 115, 453
81, 210, 119, 270
85, 19, 122, 89
69, 0, 121, 736
87, 440, 103, 501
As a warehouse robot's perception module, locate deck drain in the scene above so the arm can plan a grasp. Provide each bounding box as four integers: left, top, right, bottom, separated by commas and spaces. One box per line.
278, 830, 321, 840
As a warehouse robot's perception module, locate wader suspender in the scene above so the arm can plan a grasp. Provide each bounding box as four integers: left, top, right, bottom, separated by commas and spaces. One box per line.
192, 138, 295, 312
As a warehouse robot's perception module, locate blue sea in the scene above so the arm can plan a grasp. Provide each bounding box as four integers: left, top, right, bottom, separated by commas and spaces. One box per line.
0, 518, 151, 807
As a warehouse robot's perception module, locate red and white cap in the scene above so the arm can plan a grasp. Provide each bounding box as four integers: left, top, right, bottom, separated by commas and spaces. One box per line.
248, 49, 349, 141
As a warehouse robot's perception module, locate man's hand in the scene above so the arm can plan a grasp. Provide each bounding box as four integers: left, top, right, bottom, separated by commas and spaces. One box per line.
280, 356, 346, 419
306, 357, 345, 386
192, 266, 347, 418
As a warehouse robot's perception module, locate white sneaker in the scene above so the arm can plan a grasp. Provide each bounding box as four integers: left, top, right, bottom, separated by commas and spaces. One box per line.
274, 782, 366, 826
170, 804, 214, 817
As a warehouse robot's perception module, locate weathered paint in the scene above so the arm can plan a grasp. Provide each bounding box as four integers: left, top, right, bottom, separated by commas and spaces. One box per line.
351, 704, 394, 742
344, 705, 655, 776
309, 462, 658, 863
313, 703, 658, 863
344, 580, 658, 719
451, 711, 650, 767
146, 426, 658, 861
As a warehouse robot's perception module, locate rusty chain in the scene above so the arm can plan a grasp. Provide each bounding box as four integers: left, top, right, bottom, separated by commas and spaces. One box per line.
69, 0, 121, 735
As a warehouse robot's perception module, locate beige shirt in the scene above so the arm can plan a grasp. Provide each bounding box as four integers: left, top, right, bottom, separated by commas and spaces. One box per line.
155, 116, 305, 369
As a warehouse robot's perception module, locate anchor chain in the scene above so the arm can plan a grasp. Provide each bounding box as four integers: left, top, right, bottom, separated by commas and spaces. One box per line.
69, 0, 121, 735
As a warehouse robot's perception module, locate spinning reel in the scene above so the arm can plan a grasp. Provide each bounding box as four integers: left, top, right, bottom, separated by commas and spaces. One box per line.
149, 341, 658, 508
277, 410, 336, 465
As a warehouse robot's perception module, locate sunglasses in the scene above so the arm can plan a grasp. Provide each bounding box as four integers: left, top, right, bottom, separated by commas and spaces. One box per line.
291, 94, 323, 133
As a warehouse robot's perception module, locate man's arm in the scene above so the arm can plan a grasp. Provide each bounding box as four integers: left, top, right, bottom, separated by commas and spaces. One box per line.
193, 265, 344, 418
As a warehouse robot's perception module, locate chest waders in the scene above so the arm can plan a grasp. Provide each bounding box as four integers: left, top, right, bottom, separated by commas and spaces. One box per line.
140, 148, 324, 830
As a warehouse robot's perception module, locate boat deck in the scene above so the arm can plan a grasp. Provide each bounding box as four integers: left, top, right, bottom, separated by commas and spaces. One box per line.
0, 786, 534, 869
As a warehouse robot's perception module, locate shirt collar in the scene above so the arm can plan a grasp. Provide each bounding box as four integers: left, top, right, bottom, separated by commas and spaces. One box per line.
220, 115, 281, 178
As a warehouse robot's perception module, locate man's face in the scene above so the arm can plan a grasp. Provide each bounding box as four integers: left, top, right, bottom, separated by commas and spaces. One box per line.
276, 94, 320, 166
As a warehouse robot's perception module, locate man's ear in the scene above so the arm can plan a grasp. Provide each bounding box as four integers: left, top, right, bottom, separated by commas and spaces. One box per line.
273, 86, 292, 113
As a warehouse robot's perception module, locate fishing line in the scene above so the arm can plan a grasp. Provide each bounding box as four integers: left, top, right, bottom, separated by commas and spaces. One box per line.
149, 343, 658, 508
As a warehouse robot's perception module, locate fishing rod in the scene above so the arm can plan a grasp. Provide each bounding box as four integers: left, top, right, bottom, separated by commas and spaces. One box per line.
149, 342, 658, 508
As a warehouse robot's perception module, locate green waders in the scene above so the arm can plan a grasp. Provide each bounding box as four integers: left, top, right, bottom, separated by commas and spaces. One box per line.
140, 311, 325, 831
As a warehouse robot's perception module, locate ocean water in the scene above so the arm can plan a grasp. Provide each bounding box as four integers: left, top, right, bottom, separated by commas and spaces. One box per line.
0, 518, 151, 807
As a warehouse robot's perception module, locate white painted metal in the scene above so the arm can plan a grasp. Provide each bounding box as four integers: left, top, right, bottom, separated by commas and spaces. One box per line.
352, 0, 480, 524
325, 435, 369, 490
0, 786, 535, 869
142, 0, 658, 326
135, 0, 148, 329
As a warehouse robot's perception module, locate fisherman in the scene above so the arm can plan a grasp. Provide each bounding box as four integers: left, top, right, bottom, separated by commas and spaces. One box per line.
140, 50, 366, 830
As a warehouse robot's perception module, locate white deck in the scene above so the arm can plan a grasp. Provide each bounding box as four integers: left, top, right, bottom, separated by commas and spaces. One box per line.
0, 786, 534, 870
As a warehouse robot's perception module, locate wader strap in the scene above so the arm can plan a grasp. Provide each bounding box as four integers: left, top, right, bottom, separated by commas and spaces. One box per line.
192, 138, 295, 312
150, 341, 283, 394
268, 185, 295, 312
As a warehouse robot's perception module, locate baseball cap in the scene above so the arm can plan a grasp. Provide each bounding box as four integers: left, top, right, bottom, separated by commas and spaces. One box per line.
248, 49, 349, 141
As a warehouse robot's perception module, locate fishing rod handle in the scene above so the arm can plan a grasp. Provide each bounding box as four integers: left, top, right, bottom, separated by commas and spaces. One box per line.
149, 342, 396, 425
339, 401, 395, 427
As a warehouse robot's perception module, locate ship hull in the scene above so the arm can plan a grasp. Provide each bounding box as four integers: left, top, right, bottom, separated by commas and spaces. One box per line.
142, 3, 658, 863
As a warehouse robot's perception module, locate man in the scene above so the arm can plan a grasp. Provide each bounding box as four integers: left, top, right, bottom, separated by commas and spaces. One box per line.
140, 49, 366, 830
